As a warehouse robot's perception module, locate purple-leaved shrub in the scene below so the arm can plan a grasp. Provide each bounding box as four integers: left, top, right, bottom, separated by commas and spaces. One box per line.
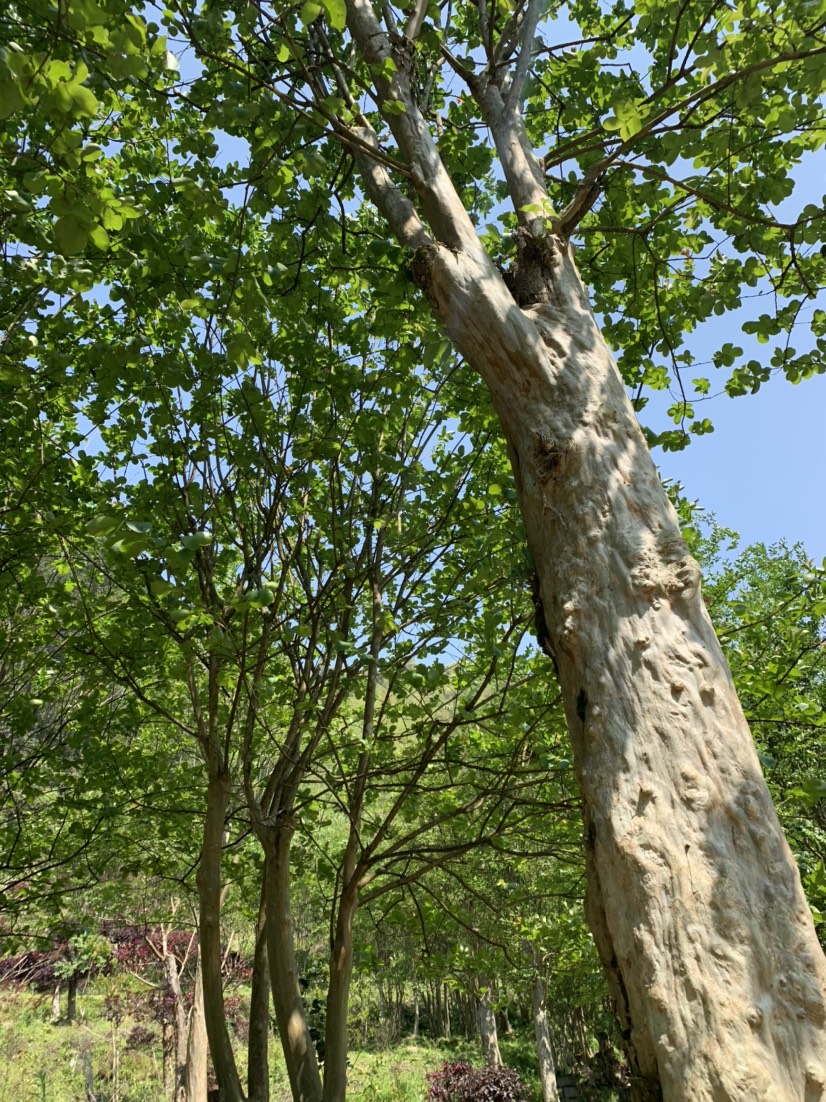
426, 1060, 527, 1102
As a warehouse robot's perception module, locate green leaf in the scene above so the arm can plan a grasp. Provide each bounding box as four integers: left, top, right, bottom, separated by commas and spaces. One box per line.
321, 0, 346, 31
181, 530, 213, 550
86, 515, 122, 537
69, 83, 98, 117
299, 1, 322, 24
54, 217, 88, 255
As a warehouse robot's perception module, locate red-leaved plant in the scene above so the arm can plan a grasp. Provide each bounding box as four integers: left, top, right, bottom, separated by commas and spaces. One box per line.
426, 1060, 527, 1102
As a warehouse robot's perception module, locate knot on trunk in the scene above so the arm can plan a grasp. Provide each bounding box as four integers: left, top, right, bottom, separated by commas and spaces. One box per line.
629, 540, 701, 604
410, 243, 441, 308
533, 431, 565, 481
502, 229, 562, 307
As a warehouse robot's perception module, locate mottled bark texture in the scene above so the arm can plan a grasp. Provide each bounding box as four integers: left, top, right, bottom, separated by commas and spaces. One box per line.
411, 231, 826, 1102
338, 3, 826, 1097
477, 981, 502, 1068
323, 886, 359, 1102
532, 977, 560, 1102
162, 951, 189, 1101
185, 956, 208, 1102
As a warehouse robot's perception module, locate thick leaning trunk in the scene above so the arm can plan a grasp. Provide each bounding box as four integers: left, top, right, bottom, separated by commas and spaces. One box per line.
197, 773, 246, 1102
411, 235, 826, 1101
532, 977, 560, 1102
262, 827, 323, 1102
322, 885, 359, 1102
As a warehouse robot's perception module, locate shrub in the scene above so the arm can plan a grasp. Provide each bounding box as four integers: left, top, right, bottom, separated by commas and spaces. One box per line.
125, 1025, 156, 1049
426, 1060, 527, 1102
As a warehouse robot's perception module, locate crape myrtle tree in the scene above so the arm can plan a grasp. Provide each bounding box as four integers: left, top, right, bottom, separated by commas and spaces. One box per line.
3, 0, 826, 1099
167, 3, 826, 1099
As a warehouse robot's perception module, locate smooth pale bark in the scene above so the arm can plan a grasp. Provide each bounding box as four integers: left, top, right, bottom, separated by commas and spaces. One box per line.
197, 772, 245, 1102
185, 956, 208, 1102
412, 233, 826, 1100
339, 5, 826, 1093
247, 883, 270, 1102
51, 983, 60, 1023
477, 983, 502, 1068
421, 235, 826, 1099
329, 4, 826, 1095
261, 826, 323, 1102
532, 977, 560, 1102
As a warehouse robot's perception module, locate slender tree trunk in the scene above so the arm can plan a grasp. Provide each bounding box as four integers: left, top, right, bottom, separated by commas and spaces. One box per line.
163, 1020, 176, 1096
163, 951, 189, 1102
51, 983, 61, 1023
197, 772, 245, 1102
341, 5, 826, 1096
532, 977, 560, 1102
67, 974, 77, 1022
186, 954, 208, 1102
443, 984, 451, 1041
322, 885, 359, 1102
247, 880, 270, 1102
477, 982, 501, 1069
81, 1049, 96, 1101
262, 826, 323, 1102
412, 990, 419, 1039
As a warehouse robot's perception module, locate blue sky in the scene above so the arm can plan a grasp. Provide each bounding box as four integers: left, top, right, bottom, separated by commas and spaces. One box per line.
167, 20, 826, 564
656, 370, 826, 560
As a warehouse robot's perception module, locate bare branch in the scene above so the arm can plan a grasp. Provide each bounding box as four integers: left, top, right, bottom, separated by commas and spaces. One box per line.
505, 0, 542, 108
404, 0, 429, 42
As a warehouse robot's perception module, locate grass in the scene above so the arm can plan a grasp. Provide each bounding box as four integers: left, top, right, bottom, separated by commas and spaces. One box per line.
0, 984, 531, 1102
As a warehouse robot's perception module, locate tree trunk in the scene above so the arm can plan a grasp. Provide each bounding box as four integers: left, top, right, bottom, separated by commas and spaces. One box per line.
163, 1020, 176, 1097
247, 882, 270, 1102
407, 234, 826, 1101
262, 826, 323, 1102
532, 977, 560, 1102
412, 990, 419, 1039
51, 983, 61, 1023
322, 885, 359, 1102
339, 5, 826, 1096
163, 951, 189, 1102
443, 984, 451, 1042
186, 954, 208, 1102
197, 772, 245, 1102
67, 974, 77, 1022
80, 1049, 96, 1101
477, 983, 501, 1069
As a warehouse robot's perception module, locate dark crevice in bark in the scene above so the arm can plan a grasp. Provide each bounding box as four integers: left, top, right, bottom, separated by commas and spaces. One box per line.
530, 571, 558, 675
576, 689, 587, 726
502, 230, 562, 307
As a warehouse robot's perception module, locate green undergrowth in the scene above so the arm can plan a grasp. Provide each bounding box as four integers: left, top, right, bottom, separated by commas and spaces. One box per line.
0, 985, 550, 1102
